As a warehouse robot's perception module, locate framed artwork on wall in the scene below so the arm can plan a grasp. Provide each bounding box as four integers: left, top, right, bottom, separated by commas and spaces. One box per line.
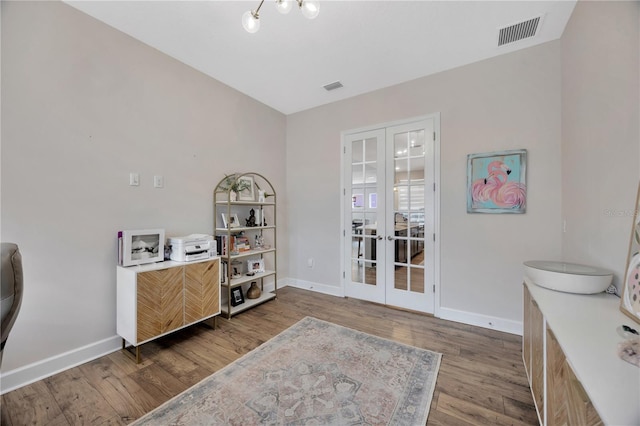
621, 182, 640, 324
467, 149, 527, 214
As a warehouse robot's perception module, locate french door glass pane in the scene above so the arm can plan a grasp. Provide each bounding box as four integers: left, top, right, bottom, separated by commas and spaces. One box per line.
351, 136, 379, 288
352, 139, 364, 163
394, 265, 408, 290
393, 129, 426, 294
364, 138, 377, 162
410, 267, 425, 293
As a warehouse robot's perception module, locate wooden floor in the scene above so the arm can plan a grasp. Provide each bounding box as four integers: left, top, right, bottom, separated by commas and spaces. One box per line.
1, 287, 537, 425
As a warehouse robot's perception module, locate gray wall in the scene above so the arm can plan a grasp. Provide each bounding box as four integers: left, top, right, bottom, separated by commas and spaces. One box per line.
561, 0, 640, 290
1, 1, 286, 376
286, 41, 563, 328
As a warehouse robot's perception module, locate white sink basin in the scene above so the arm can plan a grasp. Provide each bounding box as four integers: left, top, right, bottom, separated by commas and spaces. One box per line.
523, 260, 613, 294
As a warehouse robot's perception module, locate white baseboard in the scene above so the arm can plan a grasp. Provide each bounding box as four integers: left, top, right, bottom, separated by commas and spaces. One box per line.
0, 335, 122, 395
438, 307, 523, 335
282, 280, 522, 335
284, 278, 344, 298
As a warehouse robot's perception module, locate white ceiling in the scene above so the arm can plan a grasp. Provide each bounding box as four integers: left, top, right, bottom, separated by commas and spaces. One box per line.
65, 1, 577, 115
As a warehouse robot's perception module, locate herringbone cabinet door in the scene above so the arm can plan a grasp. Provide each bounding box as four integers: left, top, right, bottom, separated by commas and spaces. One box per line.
531, 298, 545, 418
184, 260, 219, 324
137, 267, 184, 342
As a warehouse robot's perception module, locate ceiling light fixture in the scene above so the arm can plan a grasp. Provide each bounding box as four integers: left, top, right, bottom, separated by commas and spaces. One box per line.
242, 0, 320, 33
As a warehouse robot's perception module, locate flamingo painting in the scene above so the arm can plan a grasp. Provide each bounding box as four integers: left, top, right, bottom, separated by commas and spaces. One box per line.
467, 150, 527, 213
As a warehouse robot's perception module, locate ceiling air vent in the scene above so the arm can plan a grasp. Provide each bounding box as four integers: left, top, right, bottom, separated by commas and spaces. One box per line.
497, 15, 542, 46
323, 81, 344, 92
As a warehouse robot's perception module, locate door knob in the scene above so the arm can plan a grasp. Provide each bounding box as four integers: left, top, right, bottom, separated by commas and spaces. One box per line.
376, 235, 383, 240
387, 236, 394, 241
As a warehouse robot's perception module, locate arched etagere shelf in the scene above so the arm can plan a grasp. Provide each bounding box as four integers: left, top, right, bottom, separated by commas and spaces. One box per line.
213, 173, 277, 319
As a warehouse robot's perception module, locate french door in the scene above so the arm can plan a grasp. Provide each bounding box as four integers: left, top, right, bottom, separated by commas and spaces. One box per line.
342, 116, 438, 314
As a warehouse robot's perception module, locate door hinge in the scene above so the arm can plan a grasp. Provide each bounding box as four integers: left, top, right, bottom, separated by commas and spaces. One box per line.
433, 182, 436, 192
433, 131, 436, 141
433, 285, 435, 293
433, 233, 436, 242
343, 229, 345, 237
344, 146, 346, 154
343, 271, 346, 278
343, 188, 346, 196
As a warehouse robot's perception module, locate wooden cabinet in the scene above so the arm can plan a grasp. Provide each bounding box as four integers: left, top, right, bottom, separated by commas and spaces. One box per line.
523, 284, 545, 424
523, 282, 605, 426
184, 260, 221, 323
117, 258, 220, 361
546, 327, 603, 426
136, 266, 184, 342
523, 284, 545, 423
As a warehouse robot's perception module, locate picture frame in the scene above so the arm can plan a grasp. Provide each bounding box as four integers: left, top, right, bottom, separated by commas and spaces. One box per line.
120, 228, 164, 267
221, 213, 241, 229
247, 259, 265, 274
352, 194, 364, 208
238, 175, 255, 201
467, 149, 527, 214
230, 287, 245, 307
621, 182, 640, 324
369, 193, 377, 209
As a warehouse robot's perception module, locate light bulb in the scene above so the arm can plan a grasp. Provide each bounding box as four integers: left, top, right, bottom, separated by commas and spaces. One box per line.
275, 0, 293, 15
242, 10, 260, 33
299, 0, 319, 19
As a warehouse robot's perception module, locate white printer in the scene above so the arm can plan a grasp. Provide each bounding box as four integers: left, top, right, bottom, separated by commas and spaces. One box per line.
167, 234, 216, 262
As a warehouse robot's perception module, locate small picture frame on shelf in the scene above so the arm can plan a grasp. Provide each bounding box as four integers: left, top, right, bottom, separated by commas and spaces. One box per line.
230, 287, 245, 307
238, 175, 255, 201
247, 259, 265, 274
221, 213, 241, 229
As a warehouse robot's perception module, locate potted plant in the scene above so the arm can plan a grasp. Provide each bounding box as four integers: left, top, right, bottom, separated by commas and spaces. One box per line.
218, 174, 251, 201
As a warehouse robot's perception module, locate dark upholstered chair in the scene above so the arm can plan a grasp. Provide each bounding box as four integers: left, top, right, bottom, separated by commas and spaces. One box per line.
1, 243, 23, 366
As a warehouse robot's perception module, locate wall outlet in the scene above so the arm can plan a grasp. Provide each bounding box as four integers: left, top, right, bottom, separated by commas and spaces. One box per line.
307, 258, 314, 268
129, 172, 139, 186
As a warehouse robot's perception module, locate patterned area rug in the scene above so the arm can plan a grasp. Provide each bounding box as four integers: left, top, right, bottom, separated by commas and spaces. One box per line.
132, 317, 442, 425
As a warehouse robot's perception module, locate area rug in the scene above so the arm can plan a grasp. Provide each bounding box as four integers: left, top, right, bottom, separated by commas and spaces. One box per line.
132, 316, 442, 425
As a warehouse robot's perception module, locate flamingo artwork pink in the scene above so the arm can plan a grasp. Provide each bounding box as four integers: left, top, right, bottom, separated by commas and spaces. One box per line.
470, 160, 526, 210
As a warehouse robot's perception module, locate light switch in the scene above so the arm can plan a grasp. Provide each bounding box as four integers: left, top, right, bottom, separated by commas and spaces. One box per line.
154, 175, 164, 188
129, 172, 140, 186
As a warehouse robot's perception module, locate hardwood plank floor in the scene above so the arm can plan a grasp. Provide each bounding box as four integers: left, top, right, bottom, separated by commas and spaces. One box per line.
1, 287, 537, 425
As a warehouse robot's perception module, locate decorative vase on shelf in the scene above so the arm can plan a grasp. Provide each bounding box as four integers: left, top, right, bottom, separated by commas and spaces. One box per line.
247, 281, 261, 299
230, 191, 238, 202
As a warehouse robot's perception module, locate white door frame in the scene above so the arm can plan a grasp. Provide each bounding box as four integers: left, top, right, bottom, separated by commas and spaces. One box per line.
340, 113, 441, 317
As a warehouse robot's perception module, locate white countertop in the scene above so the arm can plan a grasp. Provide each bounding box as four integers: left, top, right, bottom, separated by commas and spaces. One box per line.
117, 257, 220, 273
524, 278, 640, 426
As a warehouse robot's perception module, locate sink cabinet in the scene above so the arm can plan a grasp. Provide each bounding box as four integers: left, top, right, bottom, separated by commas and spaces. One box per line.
523, 284, 545, 423
546, 327, 602, 426
523, 282, 604, 426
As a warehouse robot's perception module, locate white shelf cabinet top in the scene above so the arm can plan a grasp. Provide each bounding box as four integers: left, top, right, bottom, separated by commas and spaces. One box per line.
524, 278, 639, 425
117, 257, 220, 273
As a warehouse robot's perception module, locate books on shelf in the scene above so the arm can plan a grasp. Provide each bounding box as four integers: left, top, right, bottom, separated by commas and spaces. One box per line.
235, 236, 251, 252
